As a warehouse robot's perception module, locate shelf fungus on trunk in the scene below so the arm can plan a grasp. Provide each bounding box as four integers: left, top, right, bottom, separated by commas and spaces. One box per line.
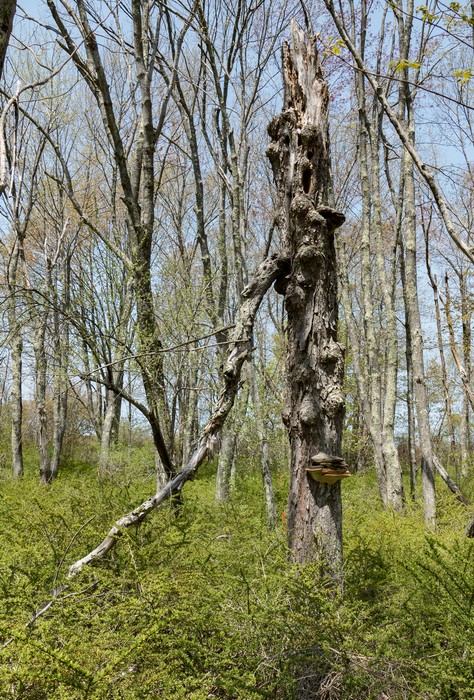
306, 452, 351, 485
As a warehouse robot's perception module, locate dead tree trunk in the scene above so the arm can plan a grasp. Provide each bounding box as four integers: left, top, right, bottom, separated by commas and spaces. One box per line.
267, 24, 346, 566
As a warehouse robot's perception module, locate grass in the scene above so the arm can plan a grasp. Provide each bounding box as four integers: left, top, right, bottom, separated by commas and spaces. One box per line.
1, 445, 473, 698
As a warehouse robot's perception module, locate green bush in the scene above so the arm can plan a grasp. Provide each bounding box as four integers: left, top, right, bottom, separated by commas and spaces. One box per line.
1, 455, 474, 698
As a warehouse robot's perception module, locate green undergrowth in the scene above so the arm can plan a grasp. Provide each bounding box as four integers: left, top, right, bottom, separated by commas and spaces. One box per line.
1, 452, 473, 698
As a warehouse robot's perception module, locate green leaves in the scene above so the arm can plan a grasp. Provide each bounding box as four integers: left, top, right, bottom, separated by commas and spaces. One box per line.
2, 459, 474, 698
419, 0, 474, 28
389, 58, 422, 72
323, 37, 346, 56
454, 68, 473, 85
417, 4, 439, 23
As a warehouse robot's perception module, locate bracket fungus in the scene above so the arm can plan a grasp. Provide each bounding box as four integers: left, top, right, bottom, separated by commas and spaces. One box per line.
306, 452, 351, 485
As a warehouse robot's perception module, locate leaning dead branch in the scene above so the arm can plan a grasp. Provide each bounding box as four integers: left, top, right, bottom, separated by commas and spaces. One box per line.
432, 455, 469, 507
68, 253, 289, 577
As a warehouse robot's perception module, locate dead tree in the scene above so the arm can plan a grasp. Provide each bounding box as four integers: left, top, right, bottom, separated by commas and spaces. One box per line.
267, 23, 346, 565
68, 25, 346, 577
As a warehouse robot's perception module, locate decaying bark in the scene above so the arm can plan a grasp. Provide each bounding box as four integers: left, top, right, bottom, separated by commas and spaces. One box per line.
68, 253, 288, 576
267, 24, 345, 565
0, 0, 16, 79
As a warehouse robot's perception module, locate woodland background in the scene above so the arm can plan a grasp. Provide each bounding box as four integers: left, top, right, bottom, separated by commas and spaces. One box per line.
1, 0, 474, 697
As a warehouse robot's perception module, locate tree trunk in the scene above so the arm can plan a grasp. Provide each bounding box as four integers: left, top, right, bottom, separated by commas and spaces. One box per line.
399, 235, 418, 499
402, 142, 436, 526
424, 231, 456, 457
460, 269, 471, 474
10, 333, 23, 477
8, 240, 24, 478
51, 379, 67, 480
50, 264, 70, 481
34, 317, 51, 484
267, 24, 345, 566
0, 0, 16, 79
181, 351, 200, 469
215, 428, 236, 501
81, 339, 102, 441
369, 123, 404, 510
99, 370, 123, 474
250, 360, 277, 527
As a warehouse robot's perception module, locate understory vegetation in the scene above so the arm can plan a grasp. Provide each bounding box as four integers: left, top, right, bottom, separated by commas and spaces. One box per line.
1, 444, 473, 699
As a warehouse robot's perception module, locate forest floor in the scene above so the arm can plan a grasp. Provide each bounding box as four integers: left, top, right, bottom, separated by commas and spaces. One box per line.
0, 444, 473, 699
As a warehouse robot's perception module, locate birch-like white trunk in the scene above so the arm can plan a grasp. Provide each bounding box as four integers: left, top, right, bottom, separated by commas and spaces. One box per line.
50, 270, 69, 481
10, 333, 23, 477
99, 371, 123, 474
34, 317, 51, 484
215, 428, 236, 501
402, 143, 436, 526
250, 361, 277, 528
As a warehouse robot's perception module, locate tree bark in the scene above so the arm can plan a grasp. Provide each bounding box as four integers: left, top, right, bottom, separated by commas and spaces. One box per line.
215, 428, 236, 501
460, 269, 472, 473
445, 275, 474, 414
34, 315, 51, 484
267, 24, 345, 566
424, 230, 457, 456
250, 360, 277, 528
0, 0, 16, 79
99, 370, 123, 474
7, 240, 24, 478
402, 142, 436, 526
10, 332, 23, 477
50, 258, 70, 480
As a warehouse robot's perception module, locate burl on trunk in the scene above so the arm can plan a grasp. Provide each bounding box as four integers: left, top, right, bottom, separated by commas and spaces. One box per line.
267, 23, 346, 566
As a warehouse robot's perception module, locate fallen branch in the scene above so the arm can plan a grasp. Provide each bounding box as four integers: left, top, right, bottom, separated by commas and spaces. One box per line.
432, 454, 469, 507
68, 253, 289, 577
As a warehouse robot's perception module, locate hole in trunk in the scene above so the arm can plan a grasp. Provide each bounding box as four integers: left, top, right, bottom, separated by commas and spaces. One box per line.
307, 150, 314, 160
302, 167, 312, 194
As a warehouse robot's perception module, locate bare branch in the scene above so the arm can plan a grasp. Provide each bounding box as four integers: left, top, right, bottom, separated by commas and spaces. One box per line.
68, 253, 289, 576
323, 0, 474, 265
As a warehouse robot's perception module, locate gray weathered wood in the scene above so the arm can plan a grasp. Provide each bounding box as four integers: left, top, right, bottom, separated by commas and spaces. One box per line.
267, 23, 345, 566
